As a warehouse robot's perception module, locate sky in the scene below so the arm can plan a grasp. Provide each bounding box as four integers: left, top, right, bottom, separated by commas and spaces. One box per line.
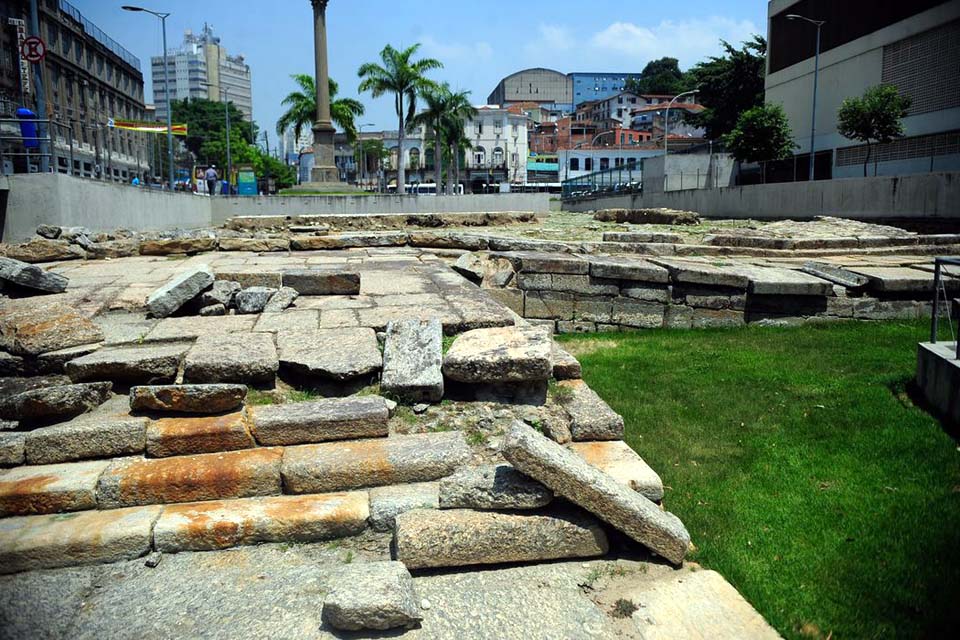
74, 0, 767, 145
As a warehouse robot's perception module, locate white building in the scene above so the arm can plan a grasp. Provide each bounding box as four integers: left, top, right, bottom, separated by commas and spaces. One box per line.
151, 24, 253, 123
558, 147, 661, 182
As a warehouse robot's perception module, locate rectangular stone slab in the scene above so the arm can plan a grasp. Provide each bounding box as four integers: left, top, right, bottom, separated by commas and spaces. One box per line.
182, 333, 278, 385
250, 396, 390, 446
0, 505, 162, 574
558, 380, 624, 441
368, 482, 439, 532
96, 447, 283, 509
282, 431, 471, 494
25, 415, 148, 465
732, 265, 834, 296
65, 343, 190, 384
588, 257, 670, 283
146, 265, 215, 318
393, 507, 608, 570
145, 411, 255, 457
0, 459, 109, 516
0, 302, 104, 356
129, 384, 247, 414
443, 326, 552, 383
649, 259, 750, 290
153, 492, 369, 552
502, 421, 690, 564
380, 318, 444, 402
569, 440, 664, 501
282, 269, 361, 295
276, 328, 381, 381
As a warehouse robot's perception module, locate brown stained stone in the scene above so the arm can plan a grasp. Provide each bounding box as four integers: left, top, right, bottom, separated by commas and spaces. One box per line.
569, 440, 664, 501
129, 384, 247, 414
0, 301, 104, 356
153, 492, 369, 552
146, 411, 255, 457
139, 238, 217, 256
96, 447, 283, 509
0, 459, 109, 516
443, 326, 553, 383
218, 237, 290, 252
0, 238, 85, 263
282, 269, 361, 295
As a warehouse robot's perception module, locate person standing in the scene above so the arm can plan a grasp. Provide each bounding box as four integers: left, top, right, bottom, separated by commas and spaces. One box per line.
204, 165, 219, 196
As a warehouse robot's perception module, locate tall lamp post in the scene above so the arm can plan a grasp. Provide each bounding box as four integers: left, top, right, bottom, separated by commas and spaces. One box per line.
122, 5, 174, 190
787, 14, 826, 181
357, 122, 374, 188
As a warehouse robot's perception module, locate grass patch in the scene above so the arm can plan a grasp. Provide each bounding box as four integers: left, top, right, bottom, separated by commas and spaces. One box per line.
560, 321, 960, 639
547, 379, 574, 404
246, 389, 280, 406
442, 334, 456, 355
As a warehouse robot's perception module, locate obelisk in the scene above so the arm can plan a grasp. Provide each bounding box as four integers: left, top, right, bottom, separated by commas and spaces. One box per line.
309, 0, 340, 184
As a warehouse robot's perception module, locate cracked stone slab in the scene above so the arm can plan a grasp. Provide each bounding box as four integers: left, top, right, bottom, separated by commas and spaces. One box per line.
322, 561, 422, 632
65, 342, 190, 384
381, 319, 443, 402
276, 328, 381, 380
250, 396, 390, 446
146, 265, 215, 318
183, 333, 278, 385
443, 326, 552, 383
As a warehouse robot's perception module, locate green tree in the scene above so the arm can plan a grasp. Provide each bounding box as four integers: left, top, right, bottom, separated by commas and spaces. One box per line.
358, 43, 442, 194
625, 57, 693, 95
723, 104, 795, 181
409, 82, 452, 191
687, 36, 767, 139
441, 89, 477, 194
275, 74, 365, 144
171, 98, 254, 161
837, 84, 912, 177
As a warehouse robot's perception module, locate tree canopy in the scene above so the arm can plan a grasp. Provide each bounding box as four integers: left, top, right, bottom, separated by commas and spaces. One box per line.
687, 36, 767, 139
625, 57, 693, 95
723, 103, 795, 164
275, 75, 365, 143
837, 84, 912, 176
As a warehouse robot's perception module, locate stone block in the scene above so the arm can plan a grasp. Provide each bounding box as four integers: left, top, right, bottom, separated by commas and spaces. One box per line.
0, 256, 69, 293
129, 383, 246, 414
439, 464, 553, 510
517, 273, 619, 296
552, 346, 582, 380
65, 343, 190, 384
277, 327, 381, 381
691, 308, 744, 328
218, 237, 290, 252
183, 332, 278, 385
322, 561, 422, 632
524, 291, 576, 320
492, 251, 589, 274
139, 238, 217, 256
146, 265, 215, 318
569, 440, 663, 501
381, 319, 444, 402
443, 326, 553, 383
0, 301, 104, 356
0, 459, 109, 516
282, 269, 361, 295
0, 237, 84, 263
485, 288, 524, 315
264, 286, 299, 312
801, 262, 869, 290
650, 259, 749, 290
0, 433, 25, 466
621, 284, 671, 304
557, 380, 624, 441
602, 231, 684, 244
145, 411, 254, 457
250, 396, 390, 446
25, 415, 147, 465
200, 280, 240, 307
368, 482, 439, 532
145, 315, 256, 342
735, 265, 834, 296
0, 382, 112, 423
215, 270, 282, 289
589, 257, 670, 283
234, 287, 277, 314
611, 299, 665, 329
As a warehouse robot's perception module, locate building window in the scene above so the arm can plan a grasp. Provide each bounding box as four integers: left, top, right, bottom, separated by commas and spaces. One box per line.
570, 158, 580, 171
493, 147, 504, 165
584, 158, 593, 171
473, 147, 486, 165
615, 158, 625, 167
600, 158, 609, 170
475, 121, 483, 135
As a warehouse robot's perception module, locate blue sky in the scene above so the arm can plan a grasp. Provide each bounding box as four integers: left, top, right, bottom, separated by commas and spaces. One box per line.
75, 1, 767, 143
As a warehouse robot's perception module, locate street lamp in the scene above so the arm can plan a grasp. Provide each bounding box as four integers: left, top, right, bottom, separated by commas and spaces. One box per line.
357, 122, 374, 189
122, 5, 174, 190
201, 82, 231, 194
663, 89, 698, 157
787, 14, 826, 181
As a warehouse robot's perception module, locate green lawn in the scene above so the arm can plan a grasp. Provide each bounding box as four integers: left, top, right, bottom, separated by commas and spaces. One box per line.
559, 321, 960, 640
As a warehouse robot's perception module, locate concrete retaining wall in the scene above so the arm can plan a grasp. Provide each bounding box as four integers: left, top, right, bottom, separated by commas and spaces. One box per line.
563, 172, 960, 219
209, 193, 551, 225
916, 342, 960, 426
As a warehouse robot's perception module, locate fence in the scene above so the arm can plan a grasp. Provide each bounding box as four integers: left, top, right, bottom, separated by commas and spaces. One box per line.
561, 162, 643, 199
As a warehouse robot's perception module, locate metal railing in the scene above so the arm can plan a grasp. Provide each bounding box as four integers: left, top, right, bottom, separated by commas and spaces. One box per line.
930, 256, 960, 360
58, 0, 142, 70
562, 162, 642, 200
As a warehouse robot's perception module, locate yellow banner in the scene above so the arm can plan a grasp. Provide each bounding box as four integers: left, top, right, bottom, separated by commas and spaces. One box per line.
109, 119, 188, 136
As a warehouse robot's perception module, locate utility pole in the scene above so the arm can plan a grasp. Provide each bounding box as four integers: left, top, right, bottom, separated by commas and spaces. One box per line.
787, 14, 826, 181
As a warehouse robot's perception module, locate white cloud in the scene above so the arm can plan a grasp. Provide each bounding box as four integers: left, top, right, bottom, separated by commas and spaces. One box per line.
421, 36, 493, 62
590, 17, 760, 68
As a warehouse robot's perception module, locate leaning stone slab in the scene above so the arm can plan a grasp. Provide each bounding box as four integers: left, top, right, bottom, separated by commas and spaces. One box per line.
282, 431, 471, 494
557, 380, 624, 441
146, 411, 254, 457
96, 447, 283, 509
153, 492, 369, 553
235, 287, 277, 314
0, 505, 163, 574
439, 464, 553, 510
24, 414, 147, 465
129, 383, 247, 414
0, 301, 104, 356
322, 561, 422, 632
0, 433, 25, 466
282, 269, 361, 295
381, 319, 444, 402
277, 328, 381, 381
502, 421, 689, 564
65, 343, 190, 384
0, 256, 68, 293
250, 396, 390, 446
569, 440, 664, 501
368, 482, 439, 532
182, 332, 278, 385
0, 381, 112, 423
394, 507, 608, 570
146, 265, 215, 318
801, 261, 869, 290
443, 325, 552, 383
733, 265, 834, 296
0, 459, 109, 516
649, 259, 749, 290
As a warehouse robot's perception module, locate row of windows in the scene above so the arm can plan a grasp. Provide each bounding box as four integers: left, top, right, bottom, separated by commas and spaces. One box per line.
568, 157, 639, 171
48, 21, 141, 100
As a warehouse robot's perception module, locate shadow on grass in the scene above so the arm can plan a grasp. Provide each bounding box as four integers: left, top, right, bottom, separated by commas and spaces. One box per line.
889, 375, 960, 443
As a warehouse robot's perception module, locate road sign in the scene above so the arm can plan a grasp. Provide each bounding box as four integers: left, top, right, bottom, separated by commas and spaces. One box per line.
21, 36, 46, 63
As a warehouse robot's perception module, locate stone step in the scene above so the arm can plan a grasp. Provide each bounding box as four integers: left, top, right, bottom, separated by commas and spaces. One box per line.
182, 333, 278, 385
380, 318, 444, 402
64, 343, 190, 385
281, 431, 472, 494
443, 325, 553, 383
145, 411, 255, 457
393, 507, 609, 570
153, 492, 369, 553
249, 396, 390, 446
129, 384, 247, 414
556, 379, 624, 441
0, 459, 109, 517
569, 440, 664, 502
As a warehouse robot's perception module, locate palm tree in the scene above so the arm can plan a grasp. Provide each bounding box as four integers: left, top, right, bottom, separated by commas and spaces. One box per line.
442, 90, 477, 194
358, 44, 442, 194
275, 74, 365, 146
408, 83, 452, 193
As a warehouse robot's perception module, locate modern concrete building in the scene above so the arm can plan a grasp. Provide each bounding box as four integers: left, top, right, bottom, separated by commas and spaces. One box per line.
151, 23, 252, 123
569, 72, 641, 107
765, 0, 960, 179
486, 68, 573, 111
0, 0, 147, 181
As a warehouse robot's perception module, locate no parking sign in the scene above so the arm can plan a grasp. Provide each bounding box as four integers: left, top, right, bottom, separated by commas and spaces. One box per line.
21, 36, 46, 64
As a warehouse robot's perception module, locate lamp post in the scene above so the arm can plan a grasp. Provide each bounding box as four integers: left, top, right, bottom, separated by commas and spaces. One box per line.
787, 14, 826, 181
663, 89, 698, 157
122, 5, 173, 190
357, 122, 374, 188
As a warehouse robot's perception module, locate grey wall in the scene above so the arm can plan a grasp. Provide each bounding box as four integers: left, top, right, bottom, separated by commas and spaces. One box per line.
642, 154, 737, 193
563, 172, 960, 220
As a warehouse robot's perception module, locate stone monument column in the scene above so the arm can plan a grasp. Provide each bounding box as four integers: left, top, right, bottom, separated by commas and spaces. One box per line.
310, 0, 340, 184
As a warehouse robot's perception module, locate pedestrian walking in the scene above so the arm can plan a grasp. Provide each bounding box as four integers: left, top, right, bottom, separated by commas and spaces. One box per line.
204, 165, 219, 196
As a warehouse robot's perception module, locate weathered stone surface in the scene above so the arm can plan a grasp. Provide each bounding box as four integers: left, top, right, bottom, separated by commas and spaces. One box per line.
556, 380, 624, 441
494, 251, 589, 275
734, 265, 834, 296
0, 381, 112, 423
611, 299, 666, 329
650, 259, 749, 289
33, 342, 101, 375
0, 301, 104, 356
65, 343, 190, 384
368, 482, 439, 532
552, 346, 582, 380
594, 207, 700, 225
277, 328, 381, 380
589, 257, 670, 283
96, 447, 283, 509
145, 315, 256, 341
452, 253, 485, 282
199, 280, 240, 307
282, 269, 361, 295
234, 287, 277, 314
322, 561, 422, 631
198, 303, 226, 316
218, 237, 290, 252
0, 505, 162, 574
253, 310, 319, 333
517, 273, 620, 296
146, 266, 215, 318
182, 333, 278, 385
394, 508, 608, 570
848, 266, 948, 293
146, 411, 254, 457
291, 232, 408, 250
0, 238, 85, 263
282, 431, 471, 494
439, 464, 553, 510
0, 432, 25, 466
264, 286, 299, 312
25, 415, 147, 465
569, 440, 663, 501
154, 492, 369, 553
801, 261, 869, 290
622, 284, 672, 304
602, 231, 684, 244
381, 318, 444, 402
87, 239, 139, 260
443, 326, 552, 383
0, 257, 69, 293
0, 459, 109, 516
129, 383, 247, 413
215, 270, 282, 289
250, 396, 390, 446
0, 350, 24, 376
502, 421, 690, 564
139, 237, 217, 256
36, 224, 62, 239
